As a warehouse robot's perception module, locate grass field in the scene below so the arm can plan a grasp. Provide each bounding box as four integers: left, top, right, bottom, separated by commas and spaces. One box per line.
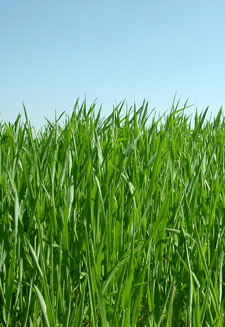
0, 99, 225, 326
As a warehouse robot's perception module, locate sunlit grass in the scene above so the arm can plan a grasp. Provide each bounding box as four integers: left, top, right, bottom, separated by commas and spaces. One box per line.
0, 99, 225, 326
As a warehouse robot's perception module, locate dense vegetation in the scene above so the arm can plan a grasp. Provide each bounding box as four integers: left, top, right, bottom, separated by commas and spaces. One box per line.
1, 99, 225, 326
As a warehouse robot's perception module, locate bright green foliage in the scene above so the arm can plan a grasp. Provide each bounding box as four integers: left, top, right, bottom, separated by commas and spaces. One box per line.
0, 100, 225, 326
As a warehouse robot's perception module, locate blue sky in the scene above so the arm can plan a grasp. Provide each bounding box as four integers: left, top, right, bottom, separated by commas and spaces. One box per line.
1, 0, 225, 128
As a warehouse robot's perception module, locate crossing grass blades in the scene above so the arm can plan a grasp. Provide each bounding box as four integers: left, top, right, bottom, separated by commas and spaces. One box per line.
0, 99, 225, 326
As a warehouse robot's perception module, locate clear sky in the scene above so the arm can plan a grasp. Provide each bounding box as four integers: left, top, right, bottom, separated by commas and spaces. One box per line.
1, 0, 225, 128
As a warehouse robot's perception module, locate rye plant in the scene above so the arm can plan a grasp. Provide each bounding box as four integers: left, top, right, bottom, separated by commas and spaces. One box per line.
0, 99, 225, 326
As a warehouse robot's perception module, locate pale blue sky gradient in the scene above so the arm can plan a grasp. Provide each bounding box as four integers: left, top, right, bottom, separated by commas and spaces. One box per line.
1, 1, 225, 128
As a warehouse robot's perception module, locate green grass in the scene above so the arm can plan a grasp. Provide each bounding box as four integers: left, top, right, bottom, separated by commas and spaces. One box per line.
0, 99, 225, 326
